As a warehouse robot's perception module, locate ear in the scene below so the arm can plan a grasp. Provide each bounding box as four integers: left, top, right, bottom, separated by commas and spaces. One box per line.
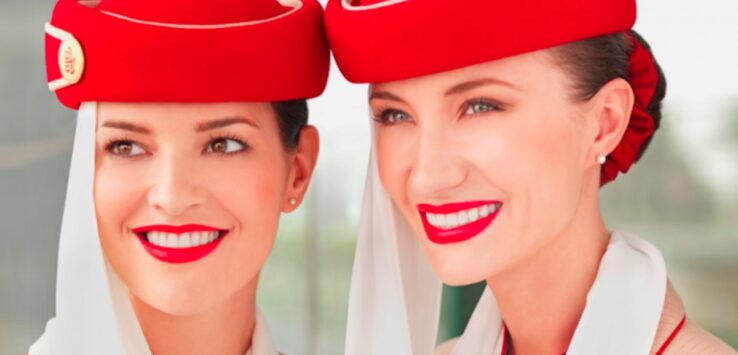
587, 78, 634, 167
282, 125, 320, 212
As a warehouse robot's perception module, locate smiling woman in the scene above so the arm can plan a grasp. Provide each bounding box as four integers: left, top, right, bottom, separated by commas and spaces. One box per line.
325, 0, 737, 354
29, 0, 328, 354
92, 101, 317, 354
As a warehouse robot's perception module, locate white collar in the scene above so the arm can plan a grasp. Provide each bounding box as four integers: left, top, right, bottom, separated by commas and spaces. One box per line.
451, 231, 667, 355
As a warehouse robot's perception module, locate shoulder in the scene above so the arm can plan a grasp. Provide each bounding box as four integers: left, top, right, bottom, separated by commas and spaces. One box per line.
651, 281, 736, 355
659, 320, 737, 355
435, 337, 460, 355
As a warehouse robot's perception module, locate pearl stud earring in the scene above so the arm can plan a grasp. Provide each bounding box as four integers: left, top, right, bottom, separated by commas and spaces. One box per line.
597, 154, 607, 165
289, 198, 297, 206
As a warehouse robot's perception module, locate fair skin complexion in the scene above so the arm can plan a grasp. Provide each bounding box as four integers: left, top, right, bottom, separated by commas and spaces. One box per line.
370, 50, 634, 355
94, 102, 319, 355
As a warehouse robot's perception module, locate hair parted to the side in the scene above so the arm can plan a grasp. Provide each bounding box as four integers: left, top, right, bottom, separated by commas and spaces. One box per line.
271, 99, 308, 150
551, 30, 667, 163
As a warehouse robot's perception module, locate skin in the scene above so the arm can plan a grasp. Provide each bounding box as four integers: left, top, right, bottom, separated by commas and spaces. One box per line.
94, 102, 319, 355
369, 50, 634, 355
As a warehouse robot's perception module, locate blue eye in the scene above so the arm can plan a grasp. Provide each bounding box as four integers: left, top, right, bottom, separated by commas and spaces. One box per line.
463, 99, 500, 116
206, 137, 246, 154
375, 109, 412, 125
106, 140, 145, 157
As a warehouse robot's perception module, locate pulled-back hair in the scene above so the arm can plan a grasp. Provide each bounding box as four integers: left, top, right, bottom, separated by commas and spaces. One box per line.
551, 30, 667, 162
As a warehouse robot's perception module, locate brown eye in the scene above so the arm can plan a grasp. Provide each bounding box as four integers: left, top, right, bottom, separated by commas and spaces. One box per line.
206, 137, 245, 154
107, 141, 145, 156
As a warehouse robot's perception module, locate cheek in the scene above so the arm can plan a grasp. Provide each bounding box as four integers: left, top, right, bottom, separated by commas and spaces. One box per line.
94, 159, 147, 238
208, 151, 287, 244
375, 126, 417, 206
474, 107, 587, 239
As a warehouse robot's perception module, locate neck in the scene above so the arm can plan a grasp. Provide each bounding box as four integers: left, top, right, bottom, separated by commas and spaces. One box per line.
131, 278, 258, 355
487, 181, 609, 355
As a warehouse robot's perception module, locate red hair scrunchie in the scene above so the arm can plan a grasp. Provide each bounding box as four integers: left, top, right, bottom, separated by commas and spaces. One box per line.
600, 33, 660, 185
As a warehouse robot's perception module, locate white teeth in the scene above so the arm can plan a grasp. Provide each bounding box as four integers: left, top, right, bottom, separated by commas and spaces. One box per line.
446, 213, 459, 228
167, 234, 178, 247
179, 233, 191, 248
425, 203, 501, 230
436, 214, 446, 227
458, 210, 469, 225
144, 230, 223, 248
469, 208, 479, 222
491, 203, 500, 213
191, 232, 201, 246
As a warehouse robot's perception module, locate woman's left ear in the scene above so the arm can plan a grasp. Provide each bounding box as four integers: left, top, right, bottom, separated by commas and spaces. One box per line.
588, 78, 635, 166
283, 125, 320, 212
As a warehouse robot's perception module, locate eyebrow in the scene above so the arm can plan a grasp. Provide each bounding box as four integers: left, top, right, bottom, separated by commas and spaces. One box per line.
100, 117, 258, 134
195, 117, 259, 132
368, 91, 408, 104
100, 120, 150, 134
444, 78, 521, 96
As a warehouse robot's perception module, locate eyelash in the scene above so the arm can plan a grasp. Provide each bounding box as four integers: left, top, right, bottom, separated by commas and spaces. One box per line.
461, 97, 503, 116
105, 136, 142, 159
372, 106, 411, 126
205, 133, 250, 155
103, 134, 250, 158
372, 97, 504, 126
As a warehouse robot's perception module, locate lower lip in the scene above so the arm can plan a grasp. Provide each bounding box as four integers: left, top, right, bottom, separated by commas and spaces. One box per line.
135, 232, 227, 264
420, 206, 502, 245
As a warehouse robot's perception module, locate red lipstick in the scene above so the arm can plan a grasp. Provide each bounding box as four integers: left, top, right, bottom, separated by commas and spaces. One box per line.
132, 224, 228, 264
417, 201, 502, 244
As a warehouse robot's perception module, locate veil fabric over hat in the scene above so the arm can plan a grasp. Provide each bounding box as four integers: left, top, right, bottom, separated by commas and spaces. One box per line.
29, 103, 279, 355
346, 128, 668, 355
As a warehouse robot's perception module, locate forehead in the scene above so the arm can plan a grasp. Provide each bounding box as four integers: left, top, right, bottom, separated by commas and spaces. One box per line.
96, 102, 275, 127
369, 49, 562, 95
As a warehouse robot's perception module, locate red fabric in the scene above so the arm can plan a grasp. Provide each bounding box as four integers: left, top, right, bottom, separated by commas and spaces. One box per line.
655, 314, 687, 355
325, 0, 636, 83
600, 33, 659, 185
45, 0, 330, 110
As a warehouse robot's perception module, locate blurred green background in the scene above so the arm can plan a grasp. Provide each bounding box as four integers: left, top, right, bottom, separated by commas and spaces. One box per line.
1, 1, 736, 354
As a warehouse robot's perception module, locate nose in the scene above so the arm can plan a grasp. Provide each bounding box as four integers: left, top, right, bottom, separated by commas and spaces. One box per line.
408, 125, 467, 198
147, 152, 206, 216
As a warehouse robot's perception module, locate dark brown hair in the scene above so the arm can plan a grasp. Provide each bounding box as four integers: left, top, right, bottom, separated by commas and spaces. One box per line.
271, 99, 308, 150
551, 30, 667, 162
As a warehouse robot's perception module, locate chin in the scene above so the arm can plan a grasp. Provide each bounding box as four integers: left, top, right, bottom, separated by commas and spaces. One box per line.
426, 250, 499, 287
134, 281, 221, 316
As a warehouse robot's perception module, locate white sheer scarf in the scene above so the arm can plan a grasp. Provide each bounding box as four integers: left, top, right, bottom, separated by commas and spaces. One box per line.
345, 127, 667, 355
29, 102, 278, 355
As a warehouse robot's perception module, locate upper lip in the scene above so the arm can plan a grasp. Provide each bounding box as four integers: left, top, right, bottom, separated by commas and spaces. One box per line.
131, 224, 227, 235
417, 200, 501, 214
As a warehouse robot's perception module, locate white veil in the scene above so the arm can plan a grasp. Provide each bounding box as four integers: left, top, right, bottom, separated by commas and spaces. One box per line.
344, 125, 443, 355
345, 126, 668, 355
29, 102, 151, 355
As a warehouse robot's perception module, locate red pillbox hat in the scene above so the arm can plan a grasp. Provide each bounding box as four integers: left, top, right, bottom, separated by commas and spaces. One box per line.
325, 0, 636, 83
45, 0, 330, 109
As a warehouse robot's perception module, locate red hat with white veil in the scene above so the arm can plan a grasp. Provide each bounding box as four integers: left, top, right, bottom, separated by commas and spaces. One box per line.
30, 1, 329, 354
325, 1, 668, 354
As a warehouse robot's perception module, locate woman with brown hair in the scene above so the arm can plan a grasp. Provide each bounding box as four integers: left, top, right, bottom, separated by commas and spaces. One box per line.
325, 0, 737, 353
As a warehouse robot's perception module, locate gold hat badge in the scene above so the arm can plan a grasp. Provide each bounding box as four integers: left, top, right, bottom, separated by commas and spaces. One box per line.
45, 22, 85, 91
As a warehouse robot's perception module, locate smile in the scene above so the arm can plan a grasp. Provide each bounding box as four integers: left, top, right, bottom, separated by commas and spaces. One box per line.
132, 224, 229, 264
417, 201, 503, 244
